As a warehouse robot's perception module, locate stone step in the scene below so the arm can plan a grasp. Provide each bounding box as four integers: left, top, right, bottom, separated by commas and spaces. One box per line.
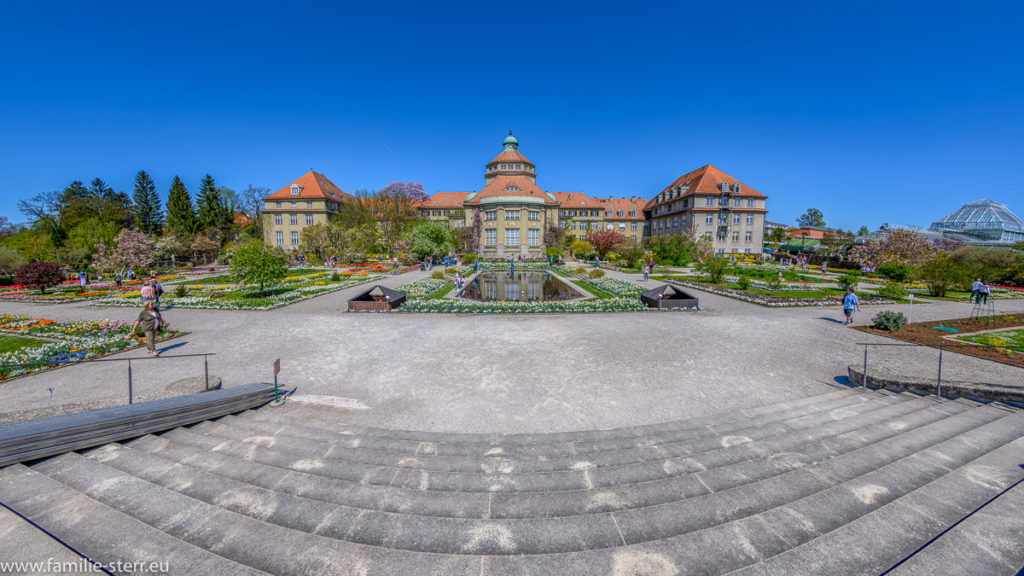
239, 387, 859, 448
198, 391, 920, 475
122, 402, 1005, 529
25, 453, 487, 574
40, 409, 1024, 559
219, 388, 868, 458
885, 460, 1024, 575
0, 505, 94, 575
152, 397, 971, 496
0, 464, 267, 576
480, 416, 1024, 575
724, 437, 1024, 575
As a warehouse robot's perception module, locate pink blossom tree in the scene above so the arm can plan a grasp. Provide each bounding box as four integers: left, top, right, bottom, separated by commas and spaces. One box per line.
586, 230, 627, 258
379, 181, 428, 202
849, 229, 935, 269
92, 229, 154, 275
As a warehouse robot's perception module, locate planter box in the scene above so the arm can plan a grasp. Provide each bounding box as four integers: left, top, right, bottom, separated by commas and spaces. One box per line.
347, 285, 406, 311
640, 284, 700, 309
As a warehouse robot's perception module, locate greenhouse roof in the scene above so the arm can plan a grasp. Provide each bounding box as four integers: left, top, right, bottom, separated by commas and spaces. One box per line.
929, 199, 1024, 234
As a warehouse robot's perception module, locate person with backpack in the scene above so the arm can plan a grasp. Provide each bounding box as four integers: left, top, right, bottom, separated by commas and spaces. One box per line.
152, 278, 164, 308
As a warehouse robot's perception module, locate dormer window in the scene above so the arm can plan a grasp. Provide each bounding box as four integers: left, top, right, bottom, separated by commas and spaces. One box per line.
504, 186, 520, 191
290, 184, 303, 196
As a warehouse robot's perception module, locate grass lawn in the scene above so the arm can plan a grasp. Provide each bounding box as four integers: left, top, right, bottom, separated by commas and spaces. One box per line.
959, 328, 1024, 352
0, 335, 49, 354
571, 280, 613, 299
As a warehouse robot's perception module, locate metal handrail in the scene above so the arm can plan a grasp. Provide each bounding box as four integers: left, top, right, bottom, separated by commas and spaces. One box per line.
856, 341, 1020, 398
1, 353, 216, 405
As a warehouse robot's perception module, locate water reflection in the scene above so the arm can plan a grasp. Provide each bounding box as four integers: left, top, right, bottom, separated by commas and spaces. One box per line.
461, 271, 579, 302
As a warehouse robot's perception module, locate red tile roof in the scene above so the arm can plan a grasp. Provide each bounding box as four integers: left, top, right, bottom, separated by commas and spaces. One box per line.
417, 192, 471, 209
463, 175, 558, 206
264, 171, 354, 203
549, 192, 606, 209
486, 149, 535, 167
645, 165, 766, 210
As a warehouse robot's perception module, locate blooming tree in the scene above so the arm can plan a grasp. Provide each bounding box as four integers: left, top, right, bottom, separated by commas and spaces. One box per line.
92, 229, 154, 275
379, 181, 429, 202
15, 261, 64, 293
586, 230, 626, 258
848, 229, 935, 269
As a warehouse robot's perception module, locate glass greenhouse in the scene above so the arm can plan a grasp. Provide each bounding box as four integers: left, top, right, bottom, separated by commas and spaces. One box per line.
929, 199, 1024, 244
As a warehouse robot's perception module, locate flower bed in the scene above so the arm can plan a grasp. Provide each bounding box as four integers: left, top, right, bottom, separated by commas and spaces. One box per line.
90, 272, 380, 310
0, 314, 182, 380
671, 279, 895, 307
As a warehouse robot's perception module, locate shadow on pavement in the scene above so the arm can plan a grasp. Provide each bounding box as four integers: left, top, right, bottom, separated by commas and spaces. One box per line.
158, 341, 189, 354
818, 316, 847, 325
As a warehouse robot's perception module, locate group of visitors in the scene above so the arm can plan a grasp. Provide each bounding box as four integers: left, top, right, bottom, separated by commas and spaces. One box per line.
970, 278, 992, 304
130, 276, 166, 357
453, 272, 467, 298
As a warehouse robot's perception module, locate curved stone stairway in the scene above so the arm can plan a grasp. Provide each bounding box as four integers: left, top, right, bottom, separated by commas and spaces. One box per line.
1, 387, 1022, 575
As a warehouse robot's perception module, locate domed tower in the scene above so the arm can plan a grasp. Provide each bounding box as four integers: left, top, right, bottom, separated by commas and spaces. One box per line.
485, 131, 536, 183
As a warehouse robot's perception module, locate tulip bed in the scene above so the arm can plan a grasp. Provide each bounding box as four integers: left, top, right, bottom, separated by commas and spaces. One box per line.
0, 314, 182, 380
0, 268, 227, 304
664, 278, 895, 307
90, 270, 380, 310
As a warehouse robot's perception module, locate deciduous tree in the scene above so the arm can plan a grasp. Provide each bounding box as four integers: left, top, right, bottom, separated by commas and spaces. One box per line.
797, 208, 826, 228
92, 229, 154, 275
411, 222, 453, 259
849, 229, 935, 269
586, 230, 626, 258
230, 243, 288, 296
14, 261, 64, 294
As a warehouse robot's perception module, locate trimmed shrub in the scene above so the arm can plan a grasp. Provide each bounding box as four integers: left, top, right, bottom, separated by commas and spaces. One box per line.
460, 253, 477, 264
588, 269, 605, 279
837, 273, 859, 291
430, 269, 445, 280
877, 262, 912, 282
872, 310, 908, 332
444, 266, 457, 276
574, 266, 587, 275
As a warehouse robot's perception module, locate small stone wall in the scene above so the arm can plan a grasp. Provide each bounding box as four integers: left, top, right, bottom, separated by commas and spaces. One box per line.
348, 300, 392, 312
847, 364, 1024, 404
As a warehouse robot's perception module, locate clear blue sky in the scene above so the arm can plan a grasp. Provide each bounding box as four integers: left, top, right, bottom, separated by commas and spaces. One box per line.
2, 1, 1022, 231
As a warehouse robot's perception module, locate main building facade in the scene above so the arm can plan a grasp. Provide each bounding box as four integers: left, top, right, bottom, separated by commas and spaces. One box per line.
263, 133, 769, 256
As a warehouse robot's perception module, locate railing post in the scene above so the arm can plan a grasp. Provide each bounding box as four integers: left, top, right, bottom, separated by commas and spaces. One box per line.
204, 356, 209, 391
862, 346, 868, 389
127, 358, 133, 405
937, 347, 943, 398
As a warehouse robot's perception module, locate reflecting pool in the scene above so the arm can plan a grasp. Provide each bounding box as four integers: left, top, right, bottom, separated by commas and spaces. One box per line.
460, 271, 580, 302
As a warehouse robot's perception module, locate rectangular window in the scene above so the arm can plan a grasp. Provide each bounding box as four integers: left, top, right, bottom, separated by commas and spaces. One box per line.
291, 201, 297, 207
528, 228, 539, 246
745, 231, 753, 242
571, 222, 577, 230
528, 211, 540, 221
747, 199, 755, 207
505, 210, 520, 220
733, 214, 741, 224
631, 235, 637, 242
719, 215, 728, 224
452, 220, 462, 228
275, 201, 281, 208
485, 229, 497, 246
631, 222, 638, 230
705, 232, 713, 240
289, 214, 298, 225
291, 231, 299, 245
306, 214, 314, 225
568, 211, 576, 217
619, 223, 625, 229
307, 201, 313, 208
734, 198, 742, 207
275, 231, 283, 245
706, 197, 714, 206
718, 233, 727, 242
274, 214, 282, 225
485, 211, 497, 221
558, 211, 565, 218
706, 215, 714, 224
617, 210, 624, 217
505, 228, 520, 246
559, 220, 567, 228
746, 214, 754, 224
732, 231, 740, 242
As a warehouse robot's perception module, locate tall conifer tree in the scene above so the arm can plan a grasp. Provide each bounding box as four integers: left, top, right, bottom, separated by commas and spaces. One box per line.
196, 174, 229, 232
131, 170, 164, 235
166, 176, 198, 235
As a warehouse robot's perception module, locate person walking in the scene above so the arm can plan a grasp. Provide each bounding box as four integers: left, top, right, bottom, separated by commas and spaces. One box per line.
114, 271, 122, 288
152, 278, 164, 309
642, 265, 649, 282
842, 287, 860, 325
140, 281, 155, 306
129, 301, 163, 357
